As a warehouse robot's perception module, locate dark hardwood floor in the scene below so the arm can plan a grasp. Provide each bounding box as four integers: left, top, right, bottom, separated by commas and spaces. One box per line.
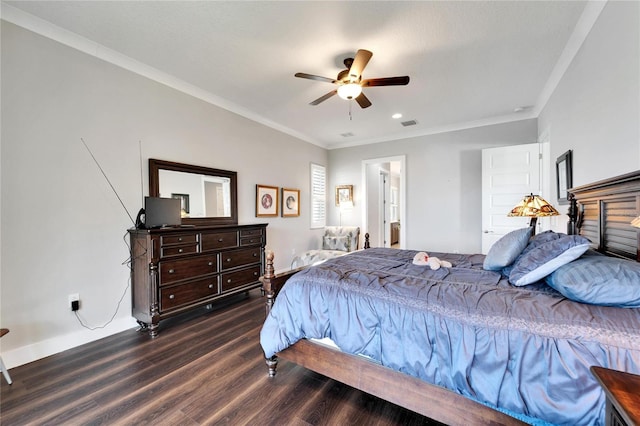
1, 290, 437, 425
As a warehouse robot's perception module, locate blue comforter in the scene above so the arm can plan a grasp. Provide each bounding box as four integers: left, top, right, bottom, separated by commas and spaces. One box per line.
260, 248, 640, 425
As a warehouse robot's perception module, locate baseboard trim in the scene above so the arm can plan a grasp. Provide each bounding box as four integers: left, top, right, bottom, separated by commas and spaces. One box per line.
2, 317, 138, 369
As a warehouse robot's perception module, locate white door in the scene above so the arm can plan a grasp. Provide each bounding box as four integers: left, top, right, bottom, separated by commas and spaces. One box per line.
482, 143, 541, 253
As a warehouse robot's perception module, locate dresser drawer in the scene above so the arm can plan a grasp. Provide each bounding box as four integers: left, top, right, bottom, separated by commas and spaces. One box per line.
160, 277, 219, 311
201, 231, 238, 251
159, 255, 217, 285
220, 247, 261, 270
161, 243, 199, 258
240, 228, 263, 237
221, 265, 261, 292
161, 233, 198, 246
240, 236, 263, 246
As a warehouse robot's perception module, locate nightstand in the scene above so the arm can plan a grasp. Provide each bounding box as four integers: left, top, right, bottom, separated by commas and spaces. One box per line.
591, 366, 640, 426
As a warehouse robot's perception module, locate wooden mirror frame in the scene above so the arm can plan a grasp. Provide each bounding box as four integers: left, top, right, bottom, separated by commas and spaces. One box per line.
149, 159, 238, 226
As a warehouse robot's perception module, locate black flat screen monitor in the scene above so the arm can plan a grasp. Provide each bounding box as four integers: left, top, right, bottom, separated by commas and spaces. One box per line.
144, 196, 181, 228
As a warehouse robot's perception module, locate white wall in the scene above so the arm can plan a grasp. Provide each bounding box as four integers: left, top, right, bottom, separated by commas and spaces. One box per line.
539, 0, 639, 207
329, 119, 538, 253
1, 22, 327, 367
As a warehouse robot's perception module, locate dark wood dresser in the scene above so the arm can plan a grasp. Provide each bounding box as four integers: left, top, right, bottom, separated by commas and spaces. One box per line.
390, 222, 400, 245
129, 223, 267, 337
592, 366, 640, 426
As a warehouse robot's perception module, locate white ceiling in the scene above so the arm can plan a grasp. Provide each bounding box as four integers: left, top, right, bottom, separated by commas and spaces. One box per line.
2, 1, 597, 149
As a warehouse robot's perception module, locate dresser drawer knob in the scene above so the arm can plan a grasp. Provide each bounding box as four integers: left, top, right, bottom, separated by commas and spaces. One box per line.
209, 284, 214, 289
168, 269, 175, 274
226, 258, 231, 262
254, 272, 258, 276
208, 261, 213, 266
178, 248, 183, 253
253, 253, 257, 257
169, 294, 175, 299
227, 279, 232, 283
178, 237, 183, 242
218, 238, 224, 242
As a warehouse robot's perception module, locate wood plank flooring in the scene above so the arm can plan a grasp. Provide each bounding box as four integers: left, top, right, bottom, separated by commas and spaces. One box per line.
1, 290, 438, 425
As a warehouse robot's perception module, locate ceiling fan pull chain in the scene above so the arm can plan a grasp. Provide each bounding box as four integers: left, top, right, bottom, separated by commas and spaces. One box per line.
349, 100, 353, 121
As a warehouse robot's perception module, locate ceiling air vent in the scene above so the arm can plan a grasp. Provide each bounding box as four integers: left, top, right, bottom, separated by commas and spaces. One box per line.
401, 120, 418, 127
340, 132, 355, 137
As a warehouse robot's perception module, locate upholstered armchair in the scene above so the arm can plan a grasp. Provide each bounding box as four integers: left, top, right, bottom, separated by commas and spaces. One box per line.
291, 226, 360, 268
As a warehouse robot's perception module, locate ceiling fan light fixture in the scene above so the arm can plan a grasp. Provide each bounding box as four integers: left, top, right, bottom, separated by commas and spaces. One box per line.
337, 83, 362, 100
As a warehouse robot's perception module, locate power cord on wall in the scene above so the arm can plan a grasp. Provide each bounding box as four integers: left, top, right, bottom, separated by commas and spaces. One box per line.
73, 281, 129, 330
71, 231, 144, 331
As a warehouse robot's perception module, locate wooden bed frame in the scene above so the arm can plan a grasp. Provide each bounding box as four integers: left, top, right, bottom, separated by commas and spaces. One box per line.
261, 170, 640, 425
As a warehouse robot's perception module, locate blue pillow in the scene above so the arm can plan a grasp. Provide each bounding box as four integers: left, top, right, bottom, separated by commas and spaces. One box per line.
508, 234, 590, 286
520, 230, 565, 256
501, 230, 563, 276
546, 255, 640, 307
483, 227, 533, 271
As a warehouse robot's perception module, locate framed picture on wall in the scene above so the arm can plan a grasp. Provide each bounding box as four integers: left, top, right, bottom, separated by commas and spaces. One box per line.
335, 185, 353, 206
281, 188, 300, 217
256, 184, 279, 217
556, 150, 573, 204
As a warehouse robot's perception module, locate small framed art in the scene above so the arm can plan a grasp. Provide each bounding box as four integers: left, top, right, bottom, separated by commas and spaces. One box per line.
335, 185, 353, 206
281, 188, 300, 217
256, 184, 279, 217
556, 150, 573, 205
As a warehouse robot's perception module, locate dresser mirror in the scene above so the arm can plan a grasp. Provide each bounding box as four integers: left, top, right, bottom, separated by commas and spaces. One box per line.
149, 159, 238, 225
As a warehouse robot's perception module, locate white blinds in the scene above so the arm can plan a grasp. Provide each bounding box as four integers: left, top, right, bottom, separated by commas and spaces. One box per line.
310, 163, 326, 229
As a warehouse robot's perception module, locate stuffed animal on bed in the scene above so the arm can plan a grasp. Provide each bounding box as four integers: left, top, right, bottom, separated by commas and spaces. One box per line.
412, 252, 452, 270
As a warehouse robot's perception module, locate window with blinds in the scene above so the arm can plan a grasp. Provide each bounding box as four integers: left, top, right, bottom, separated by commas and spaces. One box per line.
310, 163, 326, 229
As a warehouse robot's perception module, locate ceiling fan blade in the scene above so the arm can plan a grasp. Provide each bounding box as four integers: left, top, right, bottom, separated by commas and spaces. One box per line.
355, 92, 372, 109
295, 72, 337, 84
310, 90, 337, 105
361, 76, 410, 87
348, 49, 373, 80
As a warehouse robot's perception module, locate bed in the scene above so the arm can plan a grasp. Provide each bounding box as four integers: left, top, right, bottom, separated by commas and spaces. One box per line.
260, 170, 640, 426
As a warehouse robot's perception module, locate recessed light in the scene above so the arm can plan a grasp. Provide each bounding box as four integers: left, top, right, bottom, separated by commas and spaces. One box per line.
392, 113, 403, 119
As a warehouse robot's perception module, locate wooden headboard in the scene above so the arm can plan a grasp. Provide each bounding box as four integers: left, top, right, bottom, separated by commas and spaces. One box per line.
567, 170, 640, 261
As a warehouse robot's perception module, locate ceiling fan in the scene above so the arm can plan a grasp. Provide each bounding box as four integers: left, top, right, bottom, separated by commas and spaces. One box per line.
295, 49, 410, 109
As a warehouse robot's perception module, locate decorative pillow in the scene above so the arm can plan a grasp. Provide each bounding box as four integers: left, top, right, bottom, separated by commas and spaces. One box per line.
483, 227, 533, 271
323, 235, 351, 252
521, 230, 565, 255
502, 230, 563, 276
508, 234, 590, 286
546, 255, 640, 307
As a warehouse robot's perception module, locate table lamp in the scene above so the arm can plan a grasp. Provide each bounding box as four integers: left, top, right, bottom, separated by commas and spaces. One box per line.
508, 193, 559, 234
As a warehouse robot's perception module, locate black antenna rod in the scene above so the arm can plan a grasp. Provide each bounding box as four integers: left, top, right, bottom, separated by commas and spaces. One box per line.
139, 140, 144, 206
80, 137, 135, 225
